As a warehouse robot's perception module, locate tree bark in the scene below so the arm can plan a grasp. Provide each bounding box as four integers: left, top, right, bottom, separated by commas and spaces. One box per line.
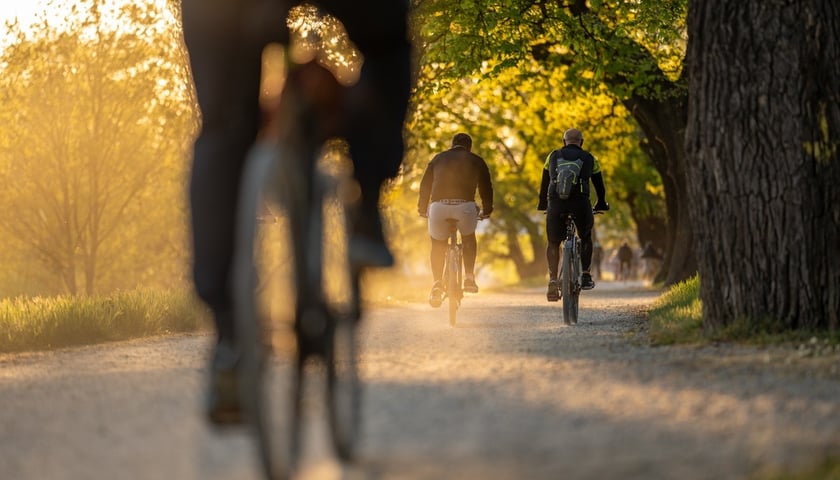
624, 94, 697, 286
685, 0, 840, 332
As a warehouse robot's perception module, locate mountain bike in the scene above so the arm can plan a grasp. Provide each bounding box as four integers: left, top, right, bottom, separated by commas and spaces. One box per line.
232, 63, 362, 480
440, 215, 486, 327
559, 211, 604, 325
441, 218, 463, 327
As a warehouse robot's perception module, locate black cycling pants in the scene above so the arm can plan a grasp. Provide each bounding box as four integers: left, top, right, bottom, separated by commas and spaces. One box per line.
545, 198, 594, 279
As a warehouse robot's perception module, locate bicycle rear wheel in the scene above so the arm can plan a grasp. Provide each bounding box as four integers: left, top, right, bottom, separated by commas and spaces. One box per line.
561, 241, 579, 325
447, 247, 462, 327
234, 143, 301, 480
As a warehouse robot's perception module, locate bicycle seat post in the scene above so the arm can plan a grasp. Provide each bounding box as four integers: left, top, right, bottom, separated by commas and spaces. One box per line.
446, 218, 459, 245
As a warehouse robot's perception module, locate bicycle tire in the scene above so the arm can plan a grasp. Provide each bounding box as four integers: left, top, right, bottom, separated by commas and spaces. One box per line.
327, 311, 360, 460
234, 143, 301, 480
561, 240, 576, 325
447, 247, 461, 327
570, 239, 581, 325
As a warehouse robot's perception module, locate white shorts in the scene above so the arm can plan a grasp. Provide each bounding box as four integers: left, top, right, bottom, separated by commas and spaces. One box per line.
427, 200, 479, 241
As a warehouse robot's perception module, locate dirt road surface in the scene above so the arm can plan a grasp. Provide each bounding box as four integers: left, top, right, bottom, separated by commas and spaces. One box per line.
1, 282, 839, 479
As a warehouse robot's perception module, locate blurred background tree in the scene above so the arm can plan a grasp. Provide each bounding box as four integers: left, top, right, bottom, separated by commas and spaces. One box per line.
0, 0, 197, 296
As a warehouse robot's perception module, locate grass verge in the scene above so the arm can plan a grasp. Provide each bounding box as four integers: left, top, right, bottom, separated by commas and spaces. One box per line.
756, 457, 840, 480
647, 275, 704, 345
0, 289, 210, 354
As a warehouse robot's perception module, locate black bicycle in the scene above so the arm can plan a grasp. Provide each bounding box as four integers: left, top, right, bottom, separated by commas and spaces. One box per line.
232, 63, 361, 480
442, 218, 463, 327
559, 211, 604, 325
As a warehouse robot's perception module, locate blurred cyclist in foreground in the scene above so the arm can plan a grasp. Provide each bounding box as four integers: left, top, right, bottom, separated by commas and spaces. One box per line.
180, 0, 411, 424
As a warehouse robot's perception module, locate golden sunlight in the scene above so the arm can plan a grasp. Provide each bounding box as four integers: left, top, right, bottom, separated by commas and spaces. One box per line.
0, 0, 174, 51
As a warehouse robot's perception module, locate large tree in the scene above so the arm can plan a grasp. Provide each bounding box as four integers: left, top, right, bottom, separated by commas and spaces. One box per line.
685, 0, 840, 331
0, 0, 197, 295
411, 0, 691, 285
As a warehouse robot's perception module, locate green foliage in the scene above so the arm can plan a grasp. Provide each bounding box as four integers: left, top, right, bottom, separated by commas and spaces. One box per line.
400, 54, 659, 280
412, 0, 687, 100
0, 288, 210, 353
647, 274, 703, 345
401, 0, 677, 281
0, 0, 197, 296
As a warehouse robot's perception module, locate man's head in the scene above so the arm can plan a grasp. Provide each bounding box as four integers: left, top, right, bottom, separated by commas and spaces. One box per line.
452, 132, 472, 151
563, 128, 584, 147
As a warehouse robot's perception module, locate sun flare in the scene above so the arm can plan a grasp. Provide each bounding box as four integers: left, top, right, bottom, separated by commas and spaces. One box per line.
0, 0, 177, 53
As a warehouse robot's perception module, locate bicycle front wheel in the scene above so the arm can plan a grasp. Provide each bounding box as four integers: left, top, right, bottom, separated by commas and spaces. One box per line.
447, 247, 462, 327
327, 311, 360, 460
233, 143, 301, 480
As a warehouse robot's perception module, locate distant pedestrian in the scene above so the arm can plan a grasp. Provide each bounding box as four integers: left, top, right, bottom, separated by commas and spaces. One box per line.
617, 241, 633, 282
640, 242, 663, 281
592, 241, 604, 280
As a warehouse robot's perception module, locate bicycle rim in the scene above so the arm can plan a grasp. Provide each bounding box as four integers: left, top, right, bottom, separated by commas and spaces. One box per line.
569, 271, 580, 325
570, 245, 581, 324
561, 244, 574, 325
234, 143, 300, 480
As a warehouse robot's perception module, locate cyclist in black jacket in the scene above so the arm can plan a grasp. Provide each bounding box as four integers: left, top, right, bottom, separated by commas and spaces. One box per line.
181, 0, 411, 425
538, 128, 609, 301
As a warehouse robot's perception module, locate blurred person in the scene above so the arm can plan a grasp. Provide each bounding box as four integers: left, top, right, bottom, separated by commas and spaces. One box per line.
417, 133, 493, 307
617, 241, 634, 282
538, 128, 609, 301
180, 0, 411, 424
592, 240, 603, 280
640, 241, 663, 281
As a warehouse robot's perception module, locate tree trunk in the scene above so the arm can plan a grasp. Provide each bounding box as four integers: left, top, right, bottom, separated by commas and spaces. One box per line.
685, 0, 840, 332
506, 225, 546, 279
624, 94, 697, 286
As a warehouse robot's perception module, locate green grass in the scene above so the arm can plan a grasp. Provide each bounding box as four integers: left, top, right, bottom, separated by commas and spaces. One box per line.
648, 274, 840, 348
0, 289, 211, 354
647, 275, 704, 345
755, 457, 840, 480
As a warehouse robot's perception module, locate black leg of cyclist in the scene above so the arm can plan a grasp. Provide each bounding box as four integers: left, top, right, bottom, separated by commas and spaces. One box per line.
461, 233, 479, 293
545, 207, 565, 301
573, 203, 595, 290
342, 50, 411, 268
182, 0, 269, 426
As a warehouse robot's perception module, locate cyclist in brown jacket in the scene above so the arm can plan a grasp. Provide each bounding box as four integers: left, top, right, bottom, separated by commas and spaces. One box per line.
418, 133, 493, 307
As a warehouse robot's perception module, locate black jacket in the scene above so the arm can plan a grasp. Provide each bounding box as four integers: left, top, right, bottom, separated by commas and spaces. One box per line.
538, 145, 605, 210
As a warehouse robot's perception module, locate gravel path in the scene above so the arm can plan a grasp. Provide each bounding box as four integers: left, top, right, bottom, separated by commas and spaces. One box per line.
1, 282, 838, 479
